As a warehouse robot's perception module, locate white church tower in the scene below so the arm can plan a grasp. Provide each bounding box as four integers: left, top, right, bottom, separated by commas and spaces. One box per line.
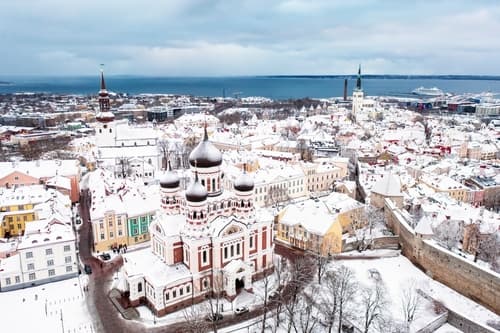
94, 69, 116, 148
352, 65, 364, 115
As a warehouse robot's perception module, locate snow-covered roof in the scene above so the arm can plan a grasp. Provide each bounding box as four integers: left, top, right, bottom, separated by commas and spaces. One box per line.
123, 249, 191, 287
371, 173, 402, 197
415, 216, 434, 235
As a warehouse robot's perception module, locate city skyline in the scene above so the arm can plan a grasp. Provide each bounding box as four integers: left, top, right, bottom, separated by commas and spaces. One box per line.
1, 0, 500, 76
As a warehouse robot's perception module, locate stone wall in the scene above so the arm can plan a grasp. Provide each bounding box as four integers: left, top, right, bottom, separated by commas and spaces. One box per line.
384, 198, 500, 315
447, 309, 498, 333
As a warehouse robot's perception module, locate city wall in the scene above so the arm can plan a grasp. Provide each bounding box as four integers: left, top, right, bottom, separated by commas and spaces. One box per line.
384, 199, 500, 315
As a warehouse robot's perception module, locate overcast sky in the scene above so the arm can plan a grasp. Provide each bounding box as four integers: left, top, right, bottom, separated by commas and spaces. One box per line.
1, 0, 499, 76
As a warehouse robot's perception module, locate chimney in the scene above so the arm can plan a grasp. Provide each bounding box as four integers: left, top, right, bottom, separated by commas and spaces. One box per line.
343, 79, 348, 101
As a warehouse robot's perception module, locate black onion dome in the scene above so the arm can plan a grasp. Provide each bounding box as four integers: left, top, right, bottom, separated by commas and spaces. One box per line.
234, 165, 254, 192
186, 172, 208, 202
160, 162, 180, 189
189, 126, 222, 168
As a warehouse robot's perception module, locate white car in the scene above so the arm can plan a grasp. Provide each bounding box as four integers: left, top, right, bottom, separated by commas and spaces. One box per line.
234, 306, 249, 315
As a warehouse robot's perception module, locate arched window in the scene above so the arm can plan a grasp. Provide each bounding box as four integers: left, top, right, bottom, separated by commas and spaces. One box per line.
212, 178, 216, 191
138, 282, 142, 292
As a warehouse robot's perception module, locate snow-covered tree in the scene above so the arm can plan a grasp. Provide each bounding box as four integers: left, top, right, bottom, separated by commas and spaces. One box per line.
433, 219, 464, 250
400, 279, 422, 327
361, 281, 388, 333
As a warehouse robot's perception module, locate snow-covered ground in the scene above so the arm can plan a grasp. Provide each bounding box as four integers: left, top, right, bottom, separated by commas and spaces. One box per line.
333, 255, 499, 331
0, 276, 95, 333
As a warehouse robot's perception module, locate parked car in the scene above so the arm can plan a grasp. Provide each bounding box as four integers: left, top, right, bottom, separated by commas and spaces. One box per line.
205, 313, 223, 322
99, 253, 111, 261
234, 306, 249, 315
268, 291, 279, 300
84, 264, 92, 274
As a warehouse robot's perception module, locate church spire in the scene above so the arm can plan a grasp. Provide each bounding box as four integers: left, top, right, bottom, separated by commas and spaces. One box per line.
96, 67, 114, 123
356, 64, 362, 91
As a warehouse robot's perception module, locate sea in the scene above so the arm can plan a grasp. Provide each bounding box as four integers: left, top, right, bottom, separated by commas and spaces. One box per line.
1, 75, 500, 100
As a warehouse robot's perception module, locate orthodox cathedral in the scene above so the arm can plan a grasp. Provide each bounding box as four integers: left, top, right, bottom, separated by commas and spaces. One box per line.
119, 126, 275, 315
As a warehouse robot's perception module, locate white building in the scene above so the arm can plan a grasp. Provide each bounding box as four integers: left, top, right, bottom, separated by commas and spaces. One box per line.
93, 70, 161, 182
0, 218, 77, 291
119, 126, 274, 316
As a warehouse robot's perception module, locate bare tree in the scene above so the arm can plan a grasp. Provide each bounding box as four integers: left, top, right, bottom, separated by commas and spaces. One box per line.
260, 270, 272, 333
158, 139, 169, 170
400, 279, 422, 327
314, 241, 329, 284
361, 281, 388, 333
272, 256, 288, 331
181, 305, 210, 333
433, 219, 463, 250
336, 266, 358, 333
265, 185, 290, 208
294, 288, 320, 333
205, 272, 224, 333
117, 157, 132, 178
478, 232, 500, 272
285, 257, 313, 333
319, 271, 340, 333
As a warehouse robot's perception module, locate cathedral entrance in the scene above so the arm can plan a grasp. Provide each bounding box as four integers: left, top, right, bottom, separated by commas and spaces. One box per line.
235, 277, 245, 293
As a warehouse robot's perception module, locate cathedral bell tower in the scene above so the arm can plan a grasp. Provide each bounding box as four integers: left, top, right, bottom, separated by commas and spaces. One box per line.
352, 65, 364, 115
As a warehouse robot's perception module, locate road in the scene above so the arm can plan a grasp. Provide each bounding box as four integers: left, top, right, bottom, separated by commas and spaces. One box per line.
78, 188, 312, 333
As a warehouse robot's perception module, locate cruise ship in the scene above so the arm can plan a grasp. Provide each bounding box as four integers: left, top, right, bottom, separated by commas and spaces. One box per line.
412, 86, 444, 96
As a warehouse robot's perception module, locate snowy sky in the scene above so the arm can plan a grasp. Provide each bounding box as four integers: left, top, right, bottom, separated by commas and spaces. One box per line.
1, 0, 500, 76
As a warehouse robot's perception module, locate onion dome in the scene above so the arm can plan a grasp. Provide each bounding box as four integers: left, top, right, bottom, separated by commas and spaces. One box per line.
234, 164, 254, 192
189, 126, 222, 168
186, 171, 208, 202
160, 161, 180, 189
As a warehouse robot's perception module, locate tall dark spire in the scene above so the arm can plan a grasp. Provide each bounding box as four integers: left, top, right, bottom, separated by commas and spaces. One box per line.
356, 64, 362, 90
96, 68, 114, 123
98, 69, 110, 113
100, 70, 106, 91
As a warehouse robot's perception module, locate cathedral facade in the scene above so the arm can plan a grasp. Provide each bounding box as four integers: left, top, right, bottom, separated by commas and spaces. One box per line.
120, 127, 275, 315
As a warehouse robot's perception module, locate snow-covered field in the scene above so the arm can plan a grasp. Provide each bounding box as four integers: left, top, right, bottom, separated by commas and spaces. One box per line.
0, 276, 95, 333
334, 255, 499, 331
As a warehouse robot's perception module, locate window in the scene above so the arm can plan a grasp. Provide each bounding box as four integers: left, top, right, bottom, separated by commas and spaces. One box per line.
100, 233, 105, 240
203, 279, 209, 289
45, 248, 53, 256
117, 218, 122, 226
230, 245, 234, 257
118, 230, 123, 236
186, 285, 190, 293
165, 292, 170, 301
48, 269, 55, 277
224, 247, 228, 259
66, 266, 72, 272
173, 290, 176, 298
138, 282, 142, 292
202, 250, 208, 264
18, 205, 24, 210
108, 220, 113, 227
5, 277, 11, 285
47, 259, 54, 266
26, 252, 33, 259
15, 276, 20, 283
179, 288, 183, 296
28, 263, 35, 270
236, 243, 240, 256
109, 231, 114, 238
29, 273, 36, 281
250, 235, 254, 249
65, 256, 72, 263
64, 245, 71, 252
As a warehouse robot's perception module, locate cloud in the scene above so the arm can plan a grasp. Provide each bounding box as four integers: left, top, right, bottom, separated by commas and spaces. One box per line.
1, 0, 499, 75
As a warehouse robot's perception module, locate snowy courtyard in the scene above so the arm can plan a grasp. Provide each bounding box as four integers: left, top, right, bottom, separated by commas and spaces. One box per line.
0, 276, 96, 333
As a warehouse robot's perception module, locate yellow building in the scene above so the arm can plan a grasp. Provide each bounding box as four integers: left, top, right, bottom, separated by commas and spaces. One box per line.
275, 192, 365, 255
0, 185, 59, 238
420, 174, 469, 203
0, 203, 36, 238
